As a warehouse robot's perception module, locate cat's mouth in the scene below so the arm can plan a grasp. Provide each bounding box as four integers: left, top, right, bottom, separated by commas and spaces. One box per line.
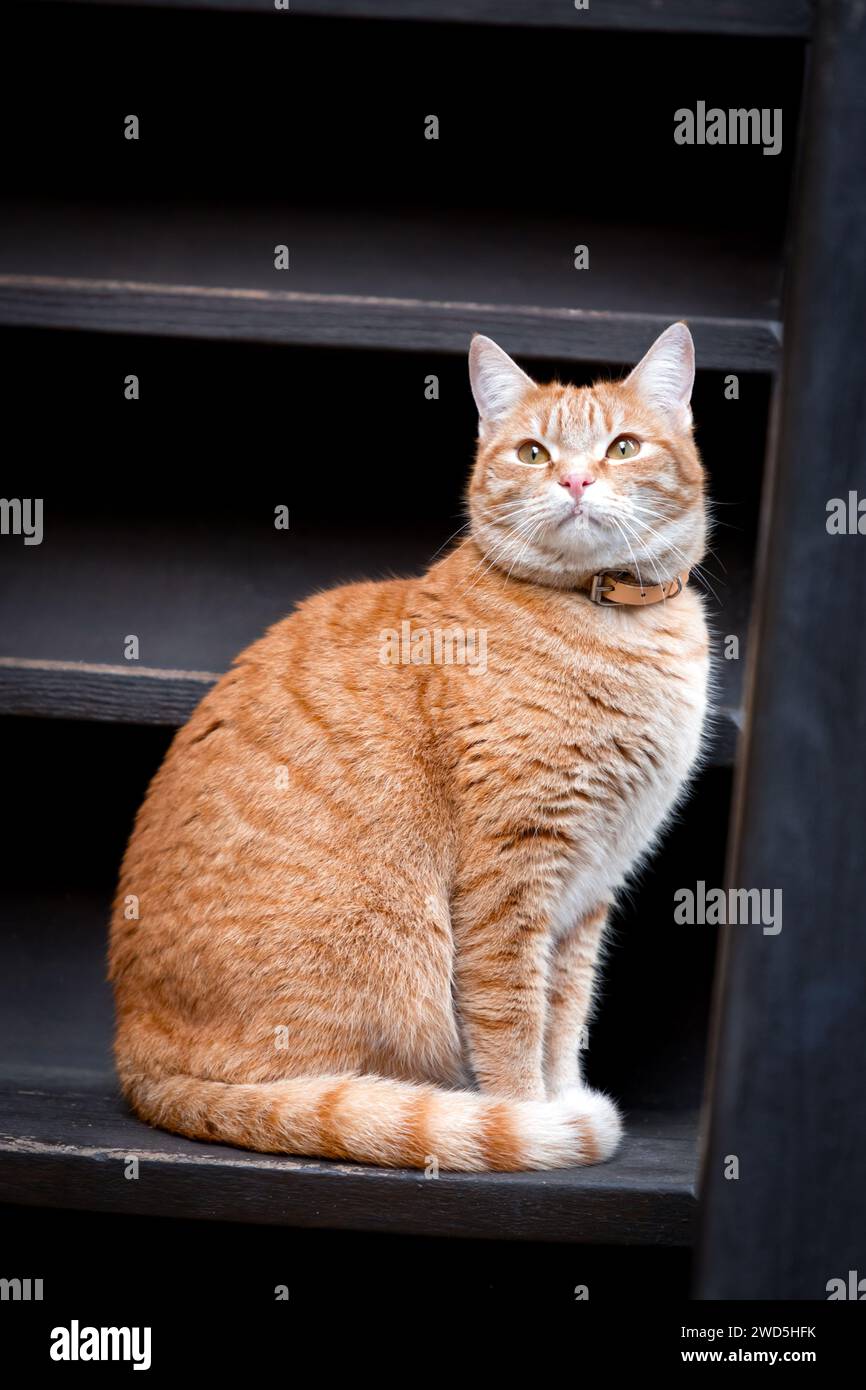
557, 503, 599, 530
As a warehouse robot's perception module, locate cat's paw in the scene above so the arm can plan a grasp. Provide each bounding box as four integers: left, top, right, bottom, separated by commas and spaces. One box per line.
559, 1085, 623, 1163
516, 1087, 623, 1168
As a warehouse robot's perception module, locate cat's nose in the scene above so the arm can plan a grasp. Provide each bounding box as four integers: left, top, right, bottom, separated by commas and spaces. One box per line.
559, 472, 596, 494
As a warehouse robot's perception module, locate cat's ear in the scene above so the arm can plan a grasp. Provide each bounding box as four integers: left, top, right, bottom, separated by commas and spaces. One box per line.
469, 335, 535, 438
625, 322, 695, 431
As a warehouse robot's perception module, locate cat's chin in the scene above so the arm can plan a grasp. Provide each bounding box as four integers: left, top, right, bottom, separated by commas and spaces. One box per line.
532, 531, 626, 588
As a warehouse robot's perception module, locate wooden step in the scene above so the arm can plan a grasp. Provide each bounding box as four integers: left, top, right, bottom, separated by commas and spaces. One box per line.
0, 887, 697, 1244
0, 1077, 697, 1244
0, 202, 782, 370
27, 0, 813, 39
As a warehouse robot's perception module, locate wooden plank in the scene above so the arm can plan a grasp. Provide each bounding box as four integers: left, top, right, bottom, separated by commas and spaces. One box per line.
0, 1076, 697, 1244
0, 277, 781, 372
0, 871, 698, 1243
0, 658, 215, 727
696, 0, 866, 1301
24, 0, 815, 39
0, 205, 783, 370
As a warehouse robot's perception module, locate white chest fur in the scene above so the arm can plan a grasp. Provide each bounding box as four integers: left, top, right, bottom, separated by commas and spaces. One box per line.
547, 599, 710, 937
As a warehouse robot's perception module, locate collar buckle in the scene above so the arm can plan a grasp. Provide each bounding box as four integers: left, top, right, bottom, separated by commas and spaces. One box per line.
589, 571, 620, 605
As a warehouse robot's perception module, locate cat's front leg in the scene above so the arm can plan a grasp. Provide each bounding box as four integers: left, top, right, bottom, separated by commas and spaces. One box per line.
450, 870, 551, 1102
543, 903, 609, 1098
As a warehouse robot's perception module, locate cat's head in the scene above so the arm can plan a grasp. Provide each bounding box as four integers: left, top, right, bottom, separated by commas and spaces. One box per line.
467, 323, 707, 591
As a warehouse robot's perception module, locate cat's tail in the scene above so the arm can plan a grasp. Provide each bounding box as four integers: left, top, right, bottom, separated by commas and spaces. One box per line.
121, 1070, 622, 1172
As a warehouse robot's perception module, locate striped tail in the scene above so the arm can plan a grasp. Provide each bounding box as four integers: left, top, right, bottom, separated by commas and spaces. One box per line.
122, 1070, 622, 1172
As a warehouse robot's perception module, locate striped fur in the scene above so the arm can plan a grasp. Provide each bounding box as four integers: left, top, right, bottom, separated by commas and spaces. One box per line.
110, 324, 709, 1171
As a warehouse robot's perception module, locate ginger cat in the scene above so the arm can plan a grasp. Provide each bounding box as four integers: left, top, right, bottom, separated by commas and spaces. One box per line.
110, 323, 709, 1171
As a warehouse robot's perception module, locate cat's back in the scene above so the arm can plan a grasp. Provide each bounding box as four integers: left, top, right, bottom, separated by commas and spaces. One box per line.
110, 569, 443, 961
153, 567, 416, 764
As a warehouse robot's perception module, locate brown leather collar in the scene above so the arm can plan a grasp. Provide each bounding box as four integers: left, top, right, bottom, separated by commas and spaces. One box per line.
588, 569, 690, 607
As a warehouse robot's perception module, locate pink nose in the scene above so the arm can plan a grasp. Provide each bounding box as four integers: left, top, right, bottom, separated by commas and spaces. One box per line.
559, 472, 596, 494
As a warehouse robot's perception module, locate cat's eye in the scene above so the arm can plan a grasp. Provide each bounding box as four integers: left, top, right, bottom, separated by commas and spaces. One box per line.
606, 435, 641, 460
517, 440, 551, 465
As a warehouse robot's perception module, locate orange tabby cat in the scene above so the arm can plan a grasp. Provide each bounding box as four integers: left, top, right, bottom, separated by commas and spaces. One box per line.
110, 323, 709, 1171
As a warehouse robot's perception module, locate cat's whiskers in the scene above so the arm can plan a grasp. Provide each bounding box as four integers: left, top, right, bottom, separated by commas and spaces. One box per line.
504, 517, 549, 585
428, 498, 538, 571
463, 509, 552, 596
462, 524, 534, 593
627, 500, 727, 576
606, 515, 645, 591
618, 512, 723, 608
429, 518, 474, 563
613, 516, 668, 598
436, 497, 541, 596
